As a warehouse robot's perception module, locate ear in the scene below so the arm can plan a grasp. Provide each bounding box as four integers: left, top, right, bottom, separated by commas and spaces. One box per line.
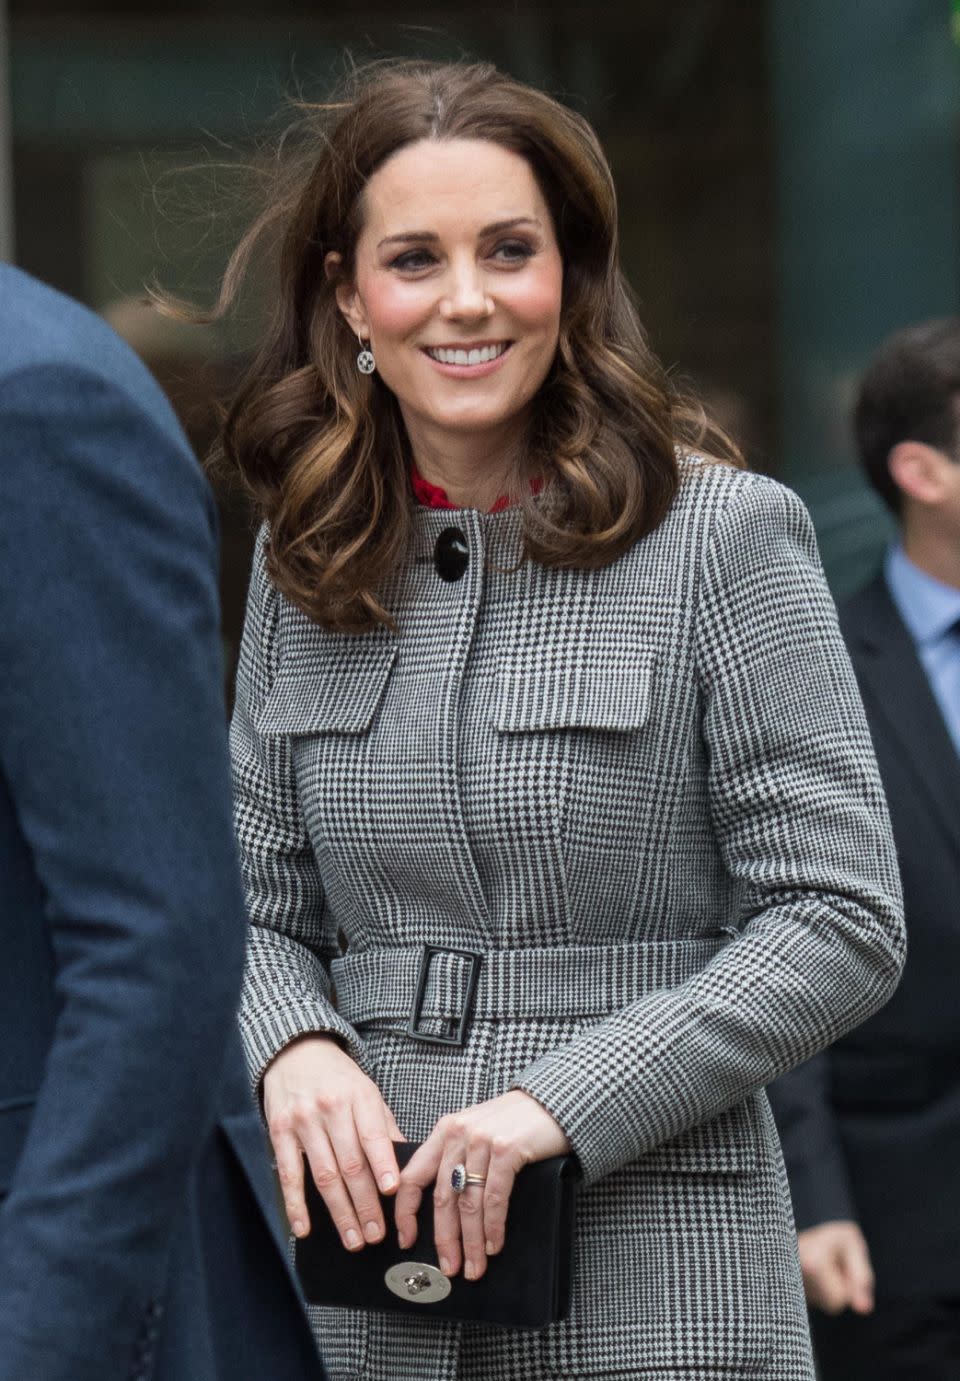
888, 440, 953, 507
324, 250, 370, 340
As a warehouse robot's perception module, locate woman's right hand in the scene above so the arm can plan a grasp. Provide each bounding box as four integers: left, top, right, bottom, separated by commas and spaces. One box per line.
262, 1034, 406, 1250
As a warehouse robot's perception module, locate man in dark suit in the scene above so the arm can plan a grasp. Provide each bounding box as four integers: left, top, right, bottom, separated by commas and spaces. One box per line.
769, 318, 960, 1379
0, 266, 326, 1380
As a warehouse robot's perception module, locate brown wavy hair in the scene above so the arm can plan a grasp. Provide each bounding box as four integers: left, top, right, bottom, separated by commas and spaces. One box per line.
184, 59, 742, 633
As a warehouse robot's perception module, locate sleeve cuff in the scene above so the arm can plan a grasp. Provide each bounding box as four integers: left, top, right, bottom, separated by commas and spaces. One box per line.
510, 1055, 622, 1186
787, 1155, 857, 1232
239, 928, 370, 1093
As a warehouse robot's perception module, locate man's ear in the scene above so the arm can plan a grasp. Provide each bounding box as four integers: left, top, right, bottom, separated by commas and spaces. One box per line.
324, 250, 369, 339
888, 441, 952, 507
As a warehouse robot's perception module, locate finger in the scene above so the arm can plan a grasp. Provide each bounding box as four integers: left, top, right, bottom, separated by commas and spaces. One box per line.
841, 1240, 875, 1315
434, 1125, 469, 1278
458, 1140, 493, 1281
800, 1246, 836, 1312
354, 1097, 403, 1195
383, 1102, 407, 1144
301, 1124, 365, 1252
326, 1107, 387, 1243
481, 1138, 517, 1260
812, 1261, 849, 1315
395, 1136, 444, 1251
394, 1180, 423, 1252
271, 1123, 309, 1238
848, 1282, 875, 1315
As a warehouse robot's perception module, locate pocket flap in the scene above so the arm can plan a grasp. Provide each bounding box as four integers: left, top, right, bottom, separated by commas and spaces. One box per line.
255, 643, 397, 736
493, 651, 654, 734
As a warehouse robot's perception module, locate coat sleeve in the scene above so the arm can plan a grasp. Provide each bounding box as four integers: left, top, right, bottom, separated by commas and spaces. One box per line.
0, 363, 249, 1380
767, 1052, 858, 1230
511, 473, 905, 1186
232, 526, 369, 1090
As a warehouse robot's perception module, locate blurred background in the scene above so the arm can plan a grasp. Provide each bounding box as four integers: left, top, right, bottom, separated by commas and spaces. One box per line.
2, 0, 957, 678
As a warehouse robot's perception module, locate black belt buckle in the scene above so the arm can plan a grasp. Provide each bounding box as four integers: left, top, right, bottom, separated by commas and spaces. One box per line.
406, 944, 482, 1046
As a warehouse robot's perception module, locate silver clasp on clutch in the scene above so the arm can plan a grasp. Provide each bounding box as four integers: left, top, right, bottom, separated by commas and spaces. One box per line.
385, 1261, 452, 1305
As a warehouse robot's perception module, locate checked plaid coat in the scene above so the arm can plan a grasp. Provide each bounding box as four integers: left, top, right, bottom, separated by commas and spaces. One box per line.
233, 455, 905, 1381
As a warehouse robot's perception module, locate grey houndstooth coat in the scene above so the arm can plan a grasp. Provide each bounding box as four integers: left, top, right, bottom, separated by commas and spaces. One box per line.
233, 456, 905, 1381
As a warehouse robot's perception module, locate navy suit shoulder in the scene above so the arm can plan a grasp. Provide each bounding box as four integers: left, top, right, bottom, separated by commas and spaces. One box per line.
0, 269, 324, 1379
837, 576, 876, 635
0, 265, 180, 426
0, 266, 210, 531
837, 571, 901, 647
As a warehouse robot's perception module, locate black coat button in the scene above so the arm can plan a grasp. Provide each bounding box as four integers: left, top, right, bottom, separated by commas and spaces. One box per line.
434, 527, 469, 582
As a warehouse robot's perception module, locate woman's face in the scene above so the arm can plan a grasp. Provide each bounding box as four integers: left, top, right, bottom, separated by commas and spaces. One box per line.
333, 137, 564, 454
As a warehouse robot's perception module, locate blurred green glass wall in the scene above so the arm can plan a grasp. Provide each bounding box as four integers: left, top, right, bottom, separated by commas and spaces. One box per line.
770, 0, 960, 593
6, 1, 960, 610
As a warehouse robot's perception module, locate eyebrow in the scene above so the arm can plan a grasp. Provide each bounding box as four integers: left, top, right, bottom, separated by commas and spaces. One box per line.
376, 216, 542, 249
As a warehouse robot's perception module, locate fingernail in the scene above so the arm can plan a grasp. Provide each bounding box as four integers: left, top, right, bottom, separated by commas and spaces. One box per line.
364, 1220, 381, 1242
345, 1229, 361, 1250
485, 1239, 495, 1255
440, 1256, 452, 1275
291, 1219, 306, 1237
381, 1173, 396, 1191
464, 1261, 477, 1280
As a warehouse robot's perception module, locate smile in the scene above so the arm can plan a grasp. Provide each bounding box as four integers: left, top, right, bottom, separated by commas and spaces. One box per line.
423, 342, 511, 367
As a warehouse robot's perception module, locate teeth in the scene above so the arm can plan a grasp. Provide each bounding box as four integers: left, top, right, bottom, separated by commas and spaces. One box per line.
426, 343, 508, 366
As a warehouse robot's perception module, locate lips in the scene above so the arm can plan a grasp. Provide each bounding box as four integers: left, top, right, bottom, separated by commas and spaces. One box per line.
423, 342, 511, 367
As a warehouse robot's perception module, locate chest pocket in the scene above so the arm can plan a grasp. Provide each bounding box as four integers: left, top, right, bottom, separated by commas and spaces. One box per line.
492, 651, 654, 734
255, 642, 397, 737
490, 649, 657, 942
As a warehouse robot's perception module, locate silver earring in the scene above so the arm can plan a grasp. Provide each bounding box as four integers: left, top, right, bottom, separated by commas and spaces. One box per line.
356, 336, 376, 375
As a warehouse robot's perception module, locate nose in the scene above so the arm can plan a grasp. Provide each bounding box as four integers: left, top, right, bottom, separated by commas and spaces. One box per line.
439, 256, 493, 321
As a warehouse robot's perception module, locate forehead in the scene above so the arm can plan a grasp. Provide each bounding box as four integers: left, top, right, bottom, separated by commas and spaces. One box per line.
359, 138, 549, 238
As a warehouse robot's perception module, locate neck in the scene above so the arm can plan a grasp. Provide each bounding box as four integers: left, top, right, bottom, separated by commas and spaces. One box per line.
901, 515, 960, 591
403, 412, 528, 511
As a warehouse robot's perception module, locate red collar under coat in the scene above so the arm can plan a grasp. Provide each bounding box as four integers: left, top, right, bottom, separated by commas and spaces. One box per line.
410, 464, 541, 513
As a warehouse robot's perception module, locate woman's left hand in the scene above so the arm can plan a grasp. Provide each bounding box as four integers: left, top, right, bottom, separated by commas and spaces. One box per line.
394, 1090, 571, 1282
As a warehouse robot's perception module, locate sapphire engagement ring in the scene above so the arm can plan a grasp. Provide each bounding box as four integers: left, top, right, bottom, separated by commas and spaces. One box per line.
451, 1163, 487, 1194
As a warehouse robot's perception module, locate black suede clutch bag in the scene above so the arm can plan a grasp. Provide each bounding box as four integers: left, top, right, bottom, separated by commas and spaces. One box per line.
295, 1142, 580, 1329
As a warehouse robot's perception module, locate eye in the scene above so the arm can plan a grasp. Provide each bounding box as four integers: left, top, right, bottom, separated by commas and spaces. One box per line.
490, 240, 535, 263
389, 248, 437, 272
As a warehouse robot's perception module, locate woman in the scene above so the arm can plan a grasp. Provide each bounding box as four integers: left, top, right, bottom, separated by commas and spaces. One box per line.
222, 60, 904, 1380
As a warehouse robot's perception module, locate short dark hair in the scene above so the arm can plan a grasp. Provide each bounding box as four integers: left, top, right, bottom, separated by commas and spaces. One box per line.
854, 318, 960, 514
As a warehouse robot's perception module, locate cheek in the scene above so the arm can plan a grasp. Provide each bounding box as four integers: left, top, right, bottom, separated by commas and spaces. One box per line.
507, 260, 563, 334
358, 274, 430, 342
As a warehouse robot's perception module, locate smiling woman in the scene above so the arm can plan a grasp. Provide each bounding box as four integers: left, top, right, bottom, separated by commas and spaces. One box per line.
179, 58, 740, 633
195, 57, 904, 1381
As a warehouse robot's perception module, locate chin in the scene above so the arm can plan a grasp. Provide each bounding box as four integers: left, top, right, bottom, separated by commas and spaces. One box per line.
425, 404, 520, 433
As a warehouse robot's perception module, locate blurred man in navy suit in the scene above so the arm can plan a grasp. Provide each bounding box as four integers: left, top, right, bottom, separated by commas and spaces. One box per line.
0, 266, 326, 1381
770, 318, 960, 1380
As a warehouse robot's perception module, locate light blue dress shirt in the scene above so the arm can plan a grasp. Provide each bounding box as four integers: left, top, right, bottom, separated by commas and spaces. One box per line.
884, 543, 960, 757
